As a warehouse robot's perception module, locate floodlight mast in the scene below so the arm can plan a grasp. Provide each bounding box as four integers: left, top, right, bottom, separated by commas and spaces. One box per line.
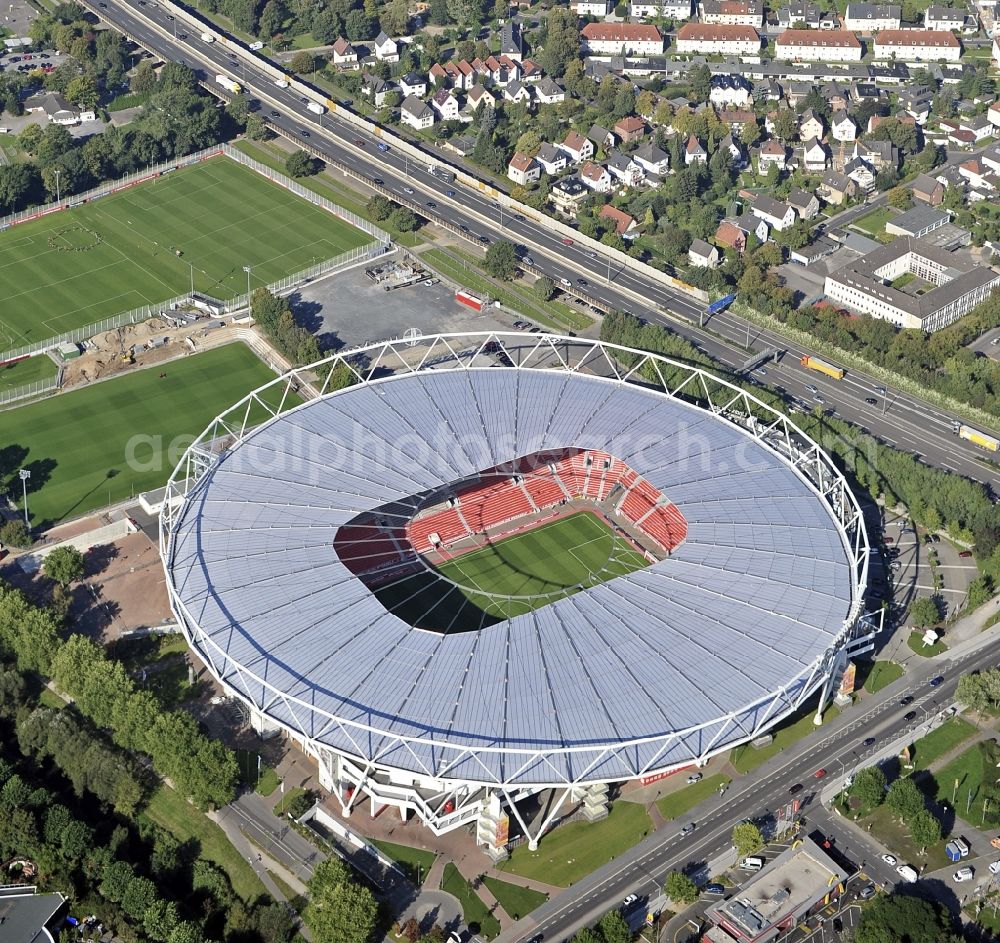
18, 469, 30, 527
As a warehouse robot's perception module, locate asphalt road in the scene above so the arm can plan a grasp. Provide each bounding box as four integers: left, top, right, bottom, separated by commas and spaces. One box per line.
81, 0, 1000, 490
489, 634, 999, 943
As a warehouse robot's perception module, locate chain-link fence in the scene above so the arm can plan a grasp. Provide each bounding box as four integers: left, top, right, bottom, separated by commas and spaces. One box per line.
0, 146, 392, 365
0, 373, 60, 408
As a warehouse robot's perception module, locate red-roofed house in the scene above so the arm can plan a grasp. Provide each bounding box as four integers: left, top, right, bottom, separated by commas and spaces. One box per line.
580, 161, 613, 192
508, 152, 541, 185
676, 23, 760, 54
614, 116, 647, 143
873, 29, 961, 61
580, 22, 664, 54
562, 130, 594, 163
599, 204, 640, 238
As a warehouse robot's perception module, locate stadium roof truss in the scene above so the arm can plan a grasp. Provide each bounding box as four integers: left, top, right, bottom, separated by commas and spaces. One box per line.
160, 333, 870, 797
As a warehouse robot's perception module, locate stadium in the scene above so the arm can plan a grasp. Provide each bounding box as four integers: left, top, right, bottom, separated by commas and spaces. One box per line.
160, 333, 870, 857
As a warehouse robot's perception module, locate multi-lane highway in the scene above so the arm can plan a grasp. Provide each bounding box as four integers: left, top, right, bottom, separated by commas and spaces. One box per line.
84, 0, 1000, 487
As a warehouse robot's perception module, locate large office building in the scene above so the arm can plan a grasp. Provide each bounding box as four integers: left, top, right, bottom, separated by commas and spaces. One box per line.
824, 237, 1000, 331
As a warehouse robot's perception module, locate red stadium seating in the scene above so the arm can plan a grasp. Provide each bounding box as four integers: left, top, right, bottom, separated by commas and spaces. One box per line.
524, 473, 564, 510
407, 507, 469, 550
462, 479, 534, 532
335, 523, 412, 576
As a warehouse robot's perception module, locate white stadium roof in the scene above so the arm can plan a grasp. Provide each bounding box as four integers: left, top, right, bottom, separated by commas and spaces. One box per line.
163, 336, 865, 788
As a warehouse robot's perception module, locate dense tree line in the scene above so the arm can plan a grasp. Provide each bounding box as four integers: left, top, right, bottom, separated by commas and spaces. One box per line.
856, 893, 959, 943
0, 582, 239, 808
599, 311, 1000, 567
0, 662, 295, 943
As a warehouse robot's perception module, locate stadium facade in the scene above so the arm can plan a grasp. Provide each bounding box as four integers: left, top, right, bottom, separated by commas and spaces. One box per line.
160, 334, 871, 857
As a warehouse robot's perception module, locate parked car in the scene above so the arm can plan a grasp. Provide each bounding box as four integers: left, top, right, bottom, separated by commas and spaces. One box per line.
859, 884, 877, 900
704, 883, 725, 895
882, 854, 897, 866
960, 550, 973, 558
953, 867, 974, 883
687, 772, 703, 784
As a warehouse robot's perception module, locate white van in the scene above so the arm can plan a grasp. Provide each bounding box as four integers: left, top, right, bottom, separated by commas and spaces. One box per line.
740, 857, 764, 872
896, 865, 918, 883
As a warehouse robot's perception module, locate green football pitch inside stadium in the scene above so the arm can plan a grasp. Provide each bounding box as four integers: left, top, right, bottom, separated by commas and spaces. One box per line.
376, 512, 650, 632
0, 157, 371, 352
4, 344, 299, 526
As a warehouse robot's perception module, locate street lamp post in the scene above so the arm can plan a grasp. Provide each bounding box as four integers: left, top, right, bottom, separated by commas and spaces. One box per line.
18, 469, 30, 527
243, 264, 252, 302
54, 169, 61, 205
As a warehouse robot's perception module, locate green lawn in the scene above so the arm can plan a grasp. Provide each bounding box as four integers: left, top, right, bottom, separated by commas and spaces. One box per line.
859, 802, 951, 873
481, 875, 548, 920
0, 156, 369, 351
235, 749, 279, 796
143, 784, 269, 903
911, 717, 978, 770
852, 206, 894, 237
0, 354, 58, 392
371, 839, 437, 885
275, 786, 308, 817
861, 660, 904, 694
374, 512, 649, 631
4, 343, 298, 526
655, 774, 731, 821
441, 863, 501, 939
38, 687, 67, 709
499, 801, 651, 886
731, 704, 840, 774
907, 630, 947, 657
926, 740, 996, 826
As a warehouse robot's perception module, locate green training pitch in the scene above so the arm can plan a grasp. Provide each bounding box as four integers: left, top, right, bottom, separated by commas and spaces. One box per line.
376, 512, 650, 632
0, 156, 371, 352
3, 344, 299, 526
0, 354, 58, 393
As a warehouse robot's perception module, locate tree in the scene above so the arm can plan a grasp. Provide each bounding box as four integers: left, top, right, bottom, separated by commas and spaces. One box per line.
732, 821, 764, 858
534, 276, 554, 301
42, 545, 84, 587
304, 858, 378, 943
909, 596, 940, 628
131, 60, 157, 95
851, 765, 886, 810
957, 672, 991, 715
0, 520, 32, 549
664, 870, 699, 905
284, 149, 317, 177
856, 893, 953, 943
289, 50, 315, 74
909, 809, 941, 852
886, 186, 912, 210
886, 777, 924, 823
595, 910, 631, 943
483, 239, 519, 281
389, 207, 417, 232
257, 0, 287, 38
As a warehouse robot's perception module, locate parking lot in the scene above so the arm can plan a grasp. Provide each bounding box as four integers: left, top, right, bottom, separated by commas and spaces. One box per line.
288, 259, 512, 350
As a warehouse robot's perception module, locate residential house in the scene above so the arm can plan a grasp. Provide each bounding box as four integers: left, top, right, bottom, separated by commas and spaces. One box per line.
685, 134, 708, 164
501, 22, 523, 61
843, 3, 901, 31
631, 0, 694, 16
562, 130, 595, 164
330, 37, 358, 67
361, 73, 392, 106
719, 133, 746, 168
844, 156, 876, 191
821, 84, 850, 112
924, 5, 966, 30
467, 85, 496, 111
24, 91, 85, 125
959, 156, 993, 190
520, 59, 544, 81
775, 29, 863, 61
536, 142, 568, 175
858, 138, 898, 170
508, 152, 541, 185
614, 116, 647, 142
607, 150, 645, 186
831, 110, 857, 142
786, 82, 815, 106
429, 63, 448, 86
873, 29, 961, 61
580, 161, 613, 192
400, 95, 435, 129
599, 204, 641, 238
788, 188, 820, 219
851, 82, 881, 102
719, 109, 756, 131
399, 73, 427, 97
689, 238, 721, 267
778, 2, 821, 28
802, 137, 829, 172
912, 172, 945, 205
589, 124, 617, 150
709, 74, 753, 108
580, 22, 665, 55
676, 23, 760, 54
535, 78, 566, 105
576, 0, 613, 13
903, 95, 933, 124
700, 0, 765, 26
431, 88, 461, 120
504, 81, 533, 105
962, 114, 993, 141
981, 142, 1000, 173
715, 214, 769, 251
373, 31, 399, 62
989, 100, 1000, 129
798, 108, 824, 141
758, 139, 787, 173
817, 169, 857, 204
633, 141, 670, 176
751, 194, 796, 231
550, 176, 590, 216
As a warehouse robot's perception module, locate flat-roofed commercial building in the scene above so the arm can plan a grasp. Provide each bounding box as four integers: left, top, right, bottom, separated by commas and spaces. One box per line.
824, 237, 1000, 331
704, 837, 850, 943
